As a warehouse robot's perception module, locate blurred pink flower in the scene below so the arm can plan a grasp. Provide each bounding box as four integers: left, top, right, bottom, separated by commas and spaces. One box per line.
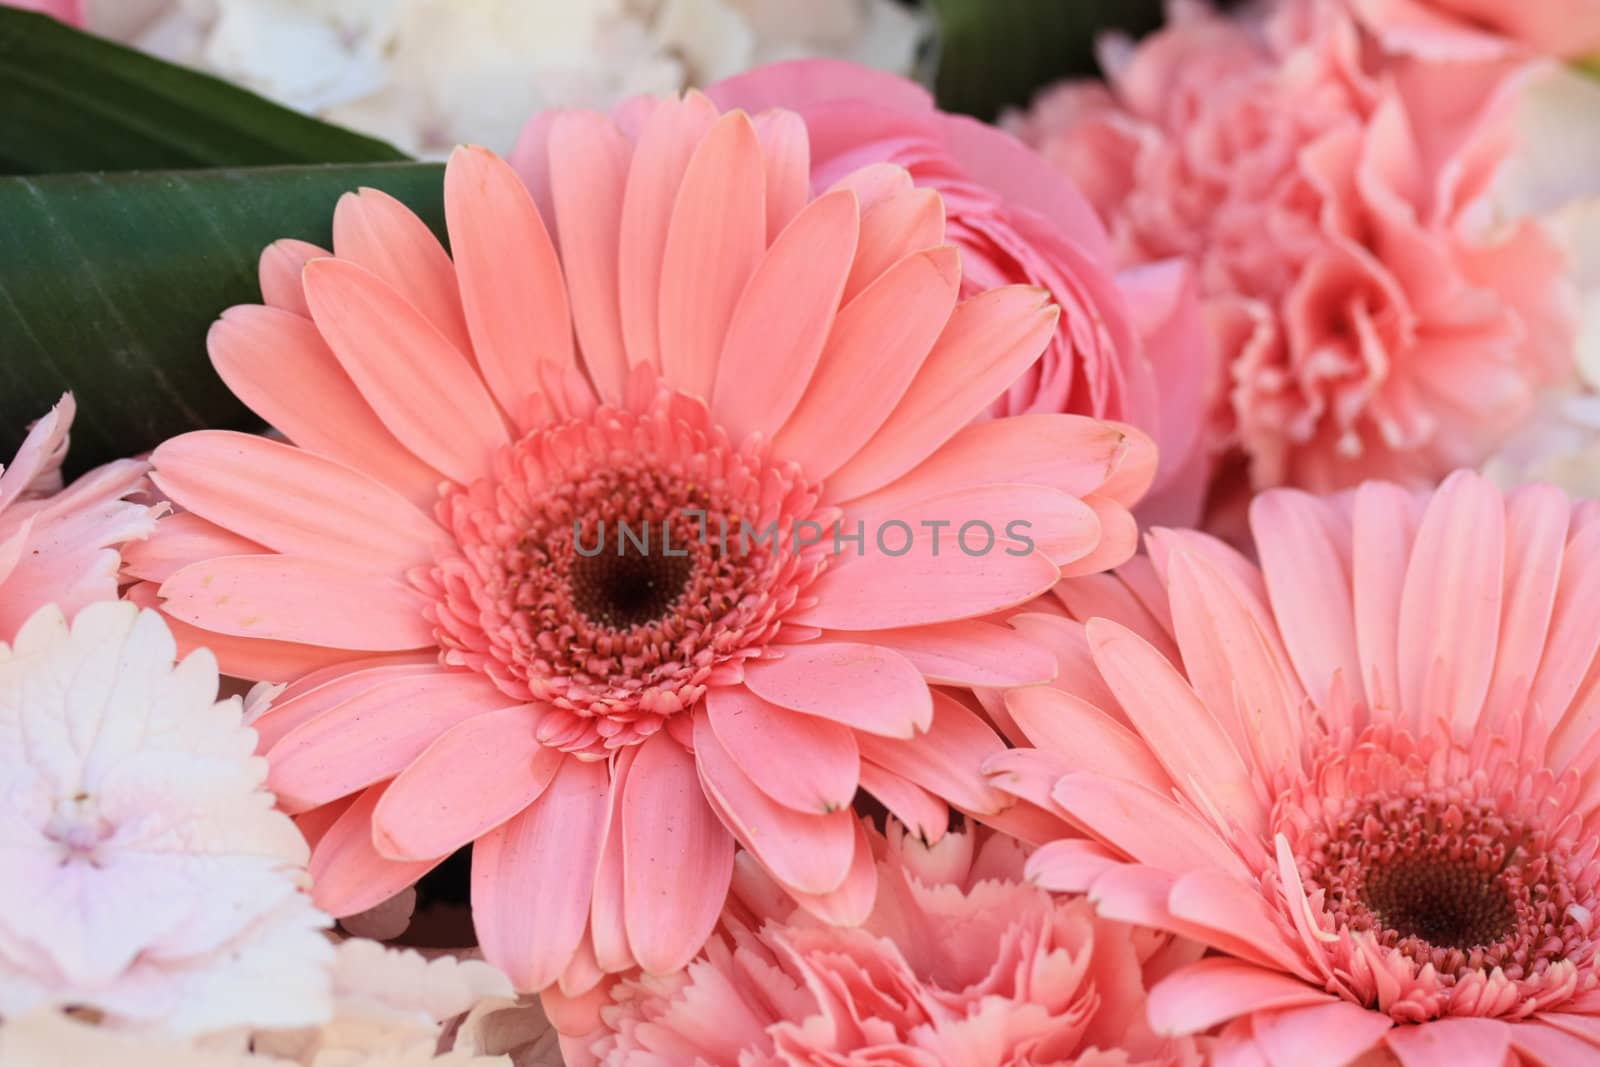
993, 471, 1600, 1063
559, 821, 1201, 1066
701, 58, 1215, 524
1350, 0, 1600, 59
1010, 0, 1575, 495
0, 394, 159, 642
0, 601, 332, 1034
1, 0, 81, 25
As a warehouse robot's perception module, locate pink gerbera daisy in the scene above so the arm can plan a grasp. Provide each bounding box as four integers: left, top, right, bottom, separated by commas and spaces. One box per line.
992, 471, 1600, 1064
129, 93, 1154, 995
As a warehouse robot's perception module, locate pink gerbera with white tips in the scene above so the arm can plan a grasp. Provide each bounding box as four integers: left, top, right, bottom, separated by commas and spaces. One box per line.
993, 471, 1600, 1065
129, 92, 1153, 996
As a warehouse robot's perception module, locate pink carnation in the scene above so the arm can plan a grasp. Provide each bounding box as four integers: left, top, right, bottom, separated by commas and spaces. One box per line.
560, 821, 1200, 1067
1349, 0, 1600, 59
0, 395, 159, 641
1010, 0, 1574, 496
696, 59, 1213, 524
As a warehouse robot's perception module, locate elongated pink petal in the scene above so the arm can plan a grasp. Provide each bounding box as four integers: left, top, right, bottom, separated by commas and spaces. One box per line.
843, 188, 945, 303
207, 305, 443, 504
258, 238, 322, 316
1086, 617, 1265, 840
854, 692, 1009, 814
547, 111, 632, 402
1167, 869, 1317, 978
1146, 959, 1336, 1036
741, 643, 931, 739
622, 733, 735, 974
120, 513, 263, 584
843, 414, 1130, 512
303, 257, 508, 485
857, 761, 947, 844
658, 110, 766, 401
444, 145, 573, 423
1533, 522, 1600, 764
590, 745, 639, 975
1397, 471, 1504, 737
619, 93, 719, 374
1251, 1002, 1393, 1067
372, 705, 563, 861
782, 817, 877, 926
1052, 772, 1254, 880
1507, 1023, 1600, 1065
1024, 838, 1122, 893
823, 286, 1058, 501
1481, 484, 1569, 728
773, 247, 960, 478
710, 190, 858, 441
473, 757, 610, 991
333, 186, 472, 354
1385, 1017, 1511, 1067
152, 431, 440, 573
309, 784, 441, 917
1352, 481, 1423, 713
693, 710, 856, 895
160, 555, 432, 651
753, 109, 809, 240
252, 662, 443, 752
1004, 686, 1169, 792
266, 673, 516, 810
706, 686, 859, 813
842, 619, 1055, 687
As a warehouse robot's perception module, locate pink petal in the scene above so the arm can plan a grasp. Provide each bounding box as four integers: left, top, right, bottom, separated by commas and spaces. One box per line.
658, 110, 766, 402
1397, 471, 1504, 737
773, 247, 961, 479
823, 286, 1059, 501
120, 513, 263, 584
151, 431, 440, 572
844, 188, 945, 303
854, 691, 1009, 814
589, 746, 639, 975
1053, 772, 1254, 880
857, 762, 948, 844
1385, 1017, 1511, 1067
252, 662, 442, 752
1352, 481, 1424, 713
741, 642, 932, 738
622, 733, 735, 974
1147, 958, 1336, 1036
619, 93, 720, 375
1024, 838, 1122, 893
706, 686, 859, 814
267, 672, 516, 810
1251, 1002, 1393, 1067
1534, 520, 1600, 766
710, 189, 858, 442
159, 555, 433, 651
303, 257, 508, 485
473, 756, 610, 991
444, 145, 573, 424
372, 705, 563, 861
753, 109, 810, 240
207, 305, 443, 505
783, 817, 878, 926
1004, 685, 1169, 791
257, 238, 322, 316
1167, 869, 1317, 978
546, 111, 632, 402
1481, 484, 1569, 729
841, 618, 1055, 687
309, 783, 441, 916
693, 710, 856, 895
333, 186, 472, 354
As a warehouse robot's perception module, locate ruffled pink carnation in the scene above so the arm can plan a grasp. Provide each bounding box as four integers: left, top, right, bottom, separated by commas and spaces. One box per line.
1350, 0, 1600, 59
560, 821, 1200, 1067
694, 59, 1213, 524
1010, 0, 1574, 495
0, 394, 159, 641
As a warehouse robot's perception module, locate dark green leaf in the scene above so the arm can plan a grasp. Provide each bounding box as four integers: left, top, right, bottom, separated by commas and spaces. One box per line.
0, 7, 407, 174
929, 0, 1165, 121
0, 163, 445, 472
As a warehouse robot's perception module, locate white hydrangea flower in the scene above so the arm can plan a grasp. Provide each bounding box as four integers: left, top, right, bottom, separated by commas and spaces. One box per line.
80, 0, 930, 155
0, 601, 333, 1035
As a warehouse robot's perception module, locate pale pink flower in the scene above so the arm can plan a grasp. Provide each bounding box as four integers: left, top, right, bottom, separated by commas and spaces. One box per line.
0, 394, 159, 642
991, 470, 1600, 1063
1349, 0, 1600, 59
0, 601, 332, 1035
561, 820, 1200, 1067
1, 0, 82, 24
131, 102, 1154, 995
1009, 0, 1575, 496
700, 58, 1216, 524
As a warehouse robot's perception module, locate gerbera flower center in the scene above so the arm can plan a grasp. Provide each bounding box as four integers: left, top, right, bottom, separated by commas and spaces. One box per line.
1359, 854, 1517, 953
422, 387, 831, 756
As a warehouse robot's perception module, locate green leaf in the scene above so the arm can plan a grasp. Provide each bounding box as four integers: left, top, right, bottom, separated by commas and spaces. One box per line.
929, 0, 1165, 121
0, 7, 408, 174
0, 163, 445, 473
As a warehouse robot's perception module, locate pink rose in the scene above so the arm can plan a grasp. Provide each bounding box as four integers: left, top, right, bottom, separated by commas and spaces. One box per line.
1351, 0, 1600, 59
1011, 0, 1575, 494
698, 59, 1216, 524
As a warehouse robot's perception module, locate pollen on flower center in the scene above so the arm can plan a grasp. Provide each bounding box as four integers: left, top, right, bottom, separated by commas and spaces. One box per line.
420, 386, 832, 756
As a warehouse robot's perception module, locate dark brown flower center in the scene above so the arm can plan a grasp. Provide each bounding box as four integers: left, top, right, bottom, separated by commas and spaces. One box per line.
1359, 856, 1517, 952
566, 520, 700, 630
